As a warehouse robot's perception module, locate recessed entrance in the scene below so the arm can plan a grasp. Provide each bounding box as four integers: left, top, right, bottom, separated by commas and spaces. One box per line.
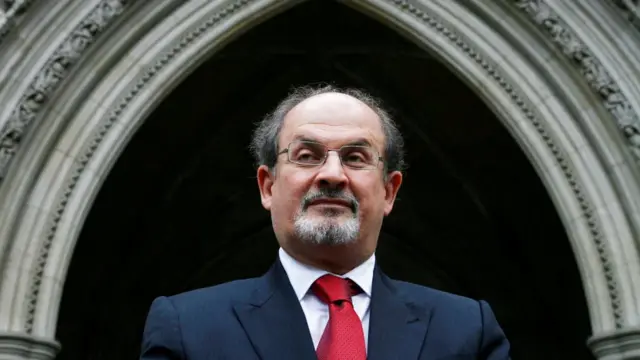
55, 1, 593, 359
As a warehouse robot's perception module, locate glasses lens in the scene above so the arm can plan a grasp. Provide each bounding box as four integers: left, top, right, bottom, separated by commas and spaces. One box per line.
289, 141, 326, 165
287, 141, 379, 169
339, 146, 377, 169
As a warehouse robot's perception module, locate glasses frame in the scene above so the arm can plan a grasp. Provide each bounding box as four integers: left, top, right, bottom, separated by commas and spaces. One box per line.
277, 140, 384, 170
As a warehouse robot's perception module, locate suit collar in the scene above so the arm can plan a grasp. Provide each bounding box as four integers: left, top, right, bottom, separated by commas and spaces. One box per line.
233, 259, 317, 360
367, 265, 432, 360
233, 259, 432, 360
277, 247, 375, 300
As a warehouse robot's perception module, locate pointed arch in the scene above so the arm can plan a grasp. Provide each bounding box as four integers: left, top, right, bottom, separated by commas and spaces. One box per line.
0, 0, 639, 357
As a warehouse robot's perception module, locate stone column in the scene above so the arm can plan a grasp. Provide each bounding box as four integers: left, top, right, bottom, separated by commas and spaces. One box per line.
588, 328, 640, 360
0, 332, 59, 360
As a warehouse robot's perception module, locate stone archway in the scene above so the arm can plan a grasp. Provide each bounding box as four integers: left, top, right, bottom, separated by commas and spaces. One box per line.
0, 0, 639, 359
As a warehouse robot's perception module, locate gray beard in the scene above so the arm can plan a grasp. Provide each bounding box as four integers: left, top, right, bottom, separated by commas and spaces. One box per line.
293, 209, 360, 246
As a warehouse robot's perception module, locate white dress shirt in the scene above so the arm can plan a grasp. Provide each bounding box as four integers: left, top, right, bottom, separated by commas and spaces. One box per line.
278, 247, 375, 351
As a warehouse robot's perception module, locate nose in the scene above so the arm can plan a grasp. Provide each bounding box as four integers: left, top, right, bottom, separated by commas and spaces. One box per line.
316, 151, 348, 188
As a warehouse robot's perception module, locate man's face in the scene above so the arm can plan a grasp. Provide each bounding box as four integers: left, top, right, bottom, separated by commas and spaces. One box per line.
257, 93, 402, 256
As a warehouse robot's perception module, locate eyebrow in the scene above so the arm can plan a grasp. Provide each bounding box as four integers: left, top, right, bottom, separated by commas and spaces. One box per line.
291, 135, 374, 147
346, 138, 373, 147
291, 135, 319, 143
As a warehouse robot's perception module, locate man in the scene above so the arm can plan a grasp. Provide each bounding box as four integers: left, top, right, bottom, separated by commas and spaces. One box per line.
140, 85, 511, 359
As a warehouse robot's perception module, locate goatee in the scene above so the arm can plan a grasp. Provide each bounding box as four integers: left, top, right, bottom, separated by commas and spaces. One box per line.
293, 188, 360, 246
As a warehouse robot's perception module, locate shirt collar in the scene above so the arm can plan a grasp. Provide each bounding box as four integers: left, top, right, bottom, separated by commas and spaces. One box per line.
278, 247, 375, 301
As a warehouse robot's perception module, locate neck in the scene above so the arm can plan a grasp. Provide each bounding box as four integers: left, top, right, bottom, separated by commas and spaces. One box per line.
282, 242, 373, 275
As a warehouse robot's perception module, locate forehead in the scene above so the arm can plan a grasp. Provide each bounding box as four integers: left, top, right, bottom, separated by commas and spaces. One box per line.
279, 92, 385, 148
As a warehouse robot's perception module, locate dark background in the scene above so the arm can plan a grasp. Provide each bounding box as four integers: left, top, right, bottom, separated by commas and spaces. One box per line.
56, 1, 593, 359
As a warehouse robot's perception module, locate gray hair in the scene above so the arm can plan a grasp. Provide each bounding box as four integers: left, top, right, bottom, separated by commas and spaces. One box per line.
250, 84, 406, 174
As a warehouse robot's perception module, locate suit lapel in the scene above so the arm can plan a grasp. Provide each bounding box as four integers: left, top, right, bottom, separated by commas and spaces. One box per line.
367, 267, 432, 360
233, 260, 317, 360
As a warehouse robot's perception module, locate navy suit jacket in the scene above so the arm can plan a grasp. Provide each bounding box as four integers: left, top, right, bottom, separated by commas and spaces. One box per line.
140, 260, 510, 359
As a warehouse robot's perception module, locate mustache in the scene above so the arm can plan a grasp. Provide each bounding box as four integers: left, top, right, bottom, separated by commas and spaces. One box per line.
302, 189, 358, 212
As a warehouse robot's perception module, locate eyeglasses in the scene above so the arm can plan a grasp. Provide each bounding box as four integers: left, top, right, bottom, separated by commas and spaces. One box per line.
277, 140, 383, 170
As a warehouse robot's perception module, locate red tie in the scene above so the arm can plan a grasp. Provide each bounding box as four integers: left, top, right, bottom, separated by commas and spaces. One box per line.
312, 274, 366, 360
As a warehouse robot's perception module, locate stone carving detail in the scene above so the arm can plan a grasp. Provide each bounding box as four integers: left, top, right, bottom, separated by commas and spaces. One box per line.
0, 1, 11, 11
611, 0, 640, 30
391, 0, 624, 328
0, 0, 129, 181
23, 0, 254, 334
513, 0, 640, 169
0, 0, 36, 42
17, 0, 132, 334
1, 1, 17, 11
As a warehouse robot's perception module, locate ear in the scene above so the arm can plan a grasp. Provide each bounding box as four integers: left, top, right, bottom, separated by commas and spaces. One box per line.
383, 171, 403, 216
257, 165, 275, 211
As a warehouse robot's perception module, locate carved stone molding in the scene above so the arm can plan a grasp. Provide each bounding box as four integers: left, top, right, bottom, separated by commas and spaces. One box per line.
1, 0, 133, 334
588, 327, 640, 360
0, 332, 59, 360
0, 0, 37, 43
513, 0, 640, 167
612, 0, 640, 31
0, 0, 637, 185
0, 0, 131, 181
388, 0, 624, 328
21, 0, 254, 334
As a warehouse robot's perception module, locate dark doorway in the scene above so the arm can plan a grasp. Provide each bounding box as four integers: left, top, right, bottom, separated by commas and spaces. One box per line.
56, 1, 593, 359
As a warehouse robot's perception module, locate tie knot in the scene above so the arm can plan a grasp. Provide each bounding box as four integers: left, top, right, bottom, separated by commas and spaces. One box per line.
312, 274, 361, 304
